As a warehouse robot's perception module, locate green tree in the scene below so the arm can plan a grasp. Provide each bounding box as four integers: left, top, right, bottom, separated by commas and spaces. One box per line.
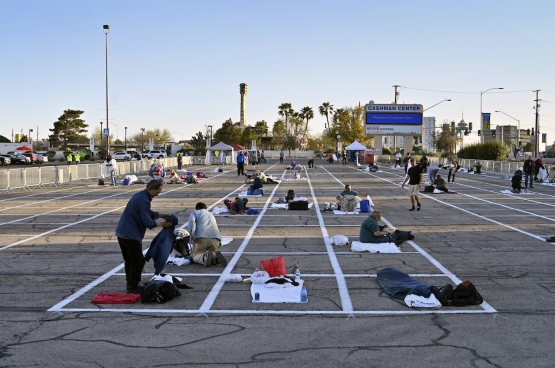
255, 120, 269, 136
278, 103, 293, 131
318, 102, 334, 130
299, 106, 314, 136
190, 131, 205, 149
214, 118, 242, 144
326, 106, 367, 146
128, 128, 172, 147
523, 142, 535, 152
48, 109, 88, 148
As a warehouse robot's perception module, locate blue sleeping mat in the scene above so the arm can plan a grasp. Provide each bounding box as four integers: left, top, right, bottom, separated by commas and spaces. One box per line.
377, 267, 431, 299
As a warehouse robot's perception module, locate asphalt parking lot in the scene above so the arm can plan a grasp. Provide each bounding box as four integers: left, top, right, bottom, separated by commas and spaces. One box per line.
1, 159, 554, 367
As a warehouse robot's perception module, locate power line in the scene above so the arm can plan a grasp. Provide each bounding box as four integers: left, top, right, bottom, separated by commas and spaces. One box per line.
401, 86, 535, 94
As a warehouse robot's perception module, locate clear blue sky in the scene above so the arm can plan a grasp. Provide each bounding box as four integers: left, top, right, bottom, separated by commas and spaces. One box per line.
1, 0, 554, 148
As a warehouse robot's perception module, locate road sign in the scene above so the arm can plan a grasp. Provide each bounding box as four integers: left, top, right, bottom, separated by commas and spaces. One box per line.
103, 128, 110, 137
455, 127, 468, 131
506, 136, 517, 139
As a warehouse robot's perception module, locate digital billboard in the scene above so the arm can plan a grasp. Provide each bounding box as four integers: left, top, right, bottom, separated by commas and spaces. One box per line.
364, 104, 423, 135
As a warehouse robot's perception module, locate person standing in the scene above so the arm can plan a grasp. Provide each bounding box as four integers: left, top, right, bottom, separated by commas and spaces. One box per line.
237, 152, 246, 176
395, 152, 402, 167
115, 180, 173, 293
342, 151, 347, 165
523, 155, 535, 189
420, 154, 428, 173
177, 153, 183, 170
401, 158, 422, 211
448, 158, 458, 183
261, 151, 265, 163
66, 153, 72, 166
251, 151, 258, 171
534, 157, 543, 182
106, 155, 118, 186
279, 150, 284, 163
188, 202, 227, 267
74, 153, 80, 166
403, 153, 411, 174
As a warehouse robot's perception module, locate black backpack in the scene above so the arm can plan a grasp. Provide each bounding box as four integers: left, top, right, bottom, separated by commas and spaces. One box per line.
98, 178, 105, 185
288, 200, 309, 210
141, 280, 181, 304
451, 281, 483, 306
286, 189, 296, 202
172, 237, 191, 256
424, 185, 434, 193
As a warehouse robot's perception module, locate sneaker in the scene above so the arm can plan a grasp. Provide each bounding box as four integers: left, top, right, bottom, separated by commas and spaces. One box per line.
394, 239, 405, 246
417, 203, 421, 211
203, 250, 212, 267
215, 251, 228, 267
409, 208, 415, 211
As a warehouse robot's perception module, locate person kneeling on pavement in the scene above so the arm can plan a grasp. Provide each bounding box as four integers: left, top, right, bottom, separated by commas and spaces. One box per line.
360, 210, 404, 246
115, 180, 173, 294
188, 202, 227, 267
224, 197, 249, 214
250, 173, 264, 195
511, 170, 523, 193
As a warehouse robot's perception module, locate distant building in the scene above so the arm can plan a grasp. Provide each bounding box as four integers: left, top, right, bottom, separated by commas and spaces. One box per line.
423, 117, 435, 152
483, 125, 532, 147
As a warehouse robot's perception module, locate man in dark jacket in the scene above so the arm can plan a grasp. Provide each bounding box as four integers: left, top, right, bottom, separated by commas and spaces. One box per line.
237, 152, 246, 176
115, 180, 173, 294
420, 154, 429, 172
523, 155, 534, 189
250, 173, 264, 195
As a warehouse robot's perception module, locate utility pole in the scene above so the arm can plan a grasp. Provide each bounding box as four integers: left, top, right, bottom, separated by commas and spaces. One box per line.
534, 90, 541, 158
392, 85, 400, 152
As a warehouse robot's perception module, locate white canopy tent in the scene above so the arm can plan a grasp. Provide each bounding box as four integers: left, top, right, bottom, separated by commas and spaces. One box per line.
206, 142, 236, 165
344, 141, 367, 151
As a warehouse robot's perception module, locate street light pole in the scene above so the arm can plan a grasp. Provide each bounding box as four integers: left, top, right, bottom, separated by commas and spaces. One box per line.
100, 122, 103, 150
480, 87, 503, 143
140, 128, 145, 153
103, 25, 110, 155
495, 110, 520, 150
124, 127, 127, 151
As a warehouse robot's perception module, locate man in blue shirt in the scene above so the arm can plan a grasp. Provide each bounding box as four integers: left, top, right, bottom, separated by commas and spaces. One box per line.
237, 152, 246, 176
360, 210, 404, 245
115, 180, 173, 293
250, 173, 264, 195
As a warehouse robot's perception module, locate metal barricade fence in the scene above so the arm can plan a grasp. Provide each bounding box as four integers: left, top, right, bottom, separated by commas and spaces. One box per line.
182, 156, 192, 166
0, 170, 11, 193
41, 166, 58, 186
68, 165, 79, 182
77, 165, 90, 181
9, 168, 27, 191
26, 167, 43, 189
57, 166, 70, 185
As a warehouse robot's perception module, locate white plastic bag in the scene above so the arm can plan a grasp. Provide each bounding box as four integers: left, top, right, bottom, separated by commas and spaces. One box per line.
251, 270, 270, 284
226, 274, 243, 283
366, 195, 375, 207
332, 235, 349, 246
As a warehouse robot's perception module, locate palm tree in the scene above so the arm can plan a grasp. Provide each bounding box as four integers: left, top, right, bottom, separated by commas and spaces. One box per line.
278, 103, 293, 131
300, 106, 314, 136
319, 102, 334, 130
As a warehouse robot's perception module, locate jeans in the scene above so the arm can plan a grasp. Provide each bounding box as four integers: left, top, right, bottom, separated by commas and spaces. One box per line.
308, 159, 314, 168
525, 173, 534, 188
231, 199, 244, 213
280, 157, 283, 163
429, 171, 437, 184
252, 188, 264, 195
371, 235, 393, 243
178, 161, 182, 170
237, 162, 244, 176
448, 169, 455, 183
110, 170, 116, 185
117, 237, 145, 287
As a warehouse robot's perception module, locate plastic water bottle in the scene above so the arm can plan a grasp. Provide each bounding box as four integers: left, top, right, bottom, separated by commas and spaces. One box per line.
295, 268, 301, 281
300, 287, 308, 303
255, 267, 259, 274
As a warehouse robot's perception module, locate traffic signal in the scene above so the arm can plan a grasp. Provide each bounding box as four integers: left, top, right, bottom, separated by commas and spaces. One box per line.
531, 128, 535, 135
451, 121, 455, 130
527, 129, 530, 135
478, 130, 481, 136
519, 141, 522, 148
492, 130, 496, 138
464, 131, 469, 136
469, 122, 473, 131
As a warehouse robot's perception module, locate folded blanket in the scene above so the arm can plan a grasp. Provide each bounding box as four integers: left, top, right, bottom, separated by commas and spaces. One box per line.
92, 293, 141, 304
238, 191, 263, 198
166, 256, 190, 266
404, 293, 441, 308
212, 207, 230, 215
271, 203, 288, 209
251, 279, 304, 303
351, 241, 401, 253
500, 190, 535, 195
333, 210, 360, 215
419, 190, 459, 194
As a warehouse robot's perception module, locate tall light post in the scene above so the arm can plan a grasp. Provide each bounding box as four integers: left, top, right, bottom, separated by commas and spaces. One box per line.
100, 122, 103, 149
480, 87, 503, 143
496, 110, 520, 150
28, 129, 33, 147
423, 98, 451, 112
140, 128, 145, 153
103, 25, 110, 154
336, 130, 341, 158
124, 127, 127, 151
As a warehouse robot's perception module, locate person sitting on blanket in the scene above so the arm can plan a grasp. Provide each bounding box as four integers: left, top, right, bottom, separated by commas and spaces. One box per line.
434, 175, 449, 193
360, 210, 404, 246
333, 184, 368, 209
511, 172, 523, 193
255, 170, 278, 184
368, 162, 379, 172
188, 202, 227, 267
224, 198, 249, 214
474, 162, 483, 174
250, 173, 264, 195
167, 169, 180, 184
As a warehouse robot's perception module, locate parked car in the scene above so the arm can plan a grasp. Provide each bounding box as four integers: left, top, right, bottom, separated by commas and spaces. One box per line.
0, 156, 11, 166
36, 154, 48, 164
111, 151, 132, 161
142, 150, 167, 159
0, 154, 30, 165
22, 153, 39, 164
